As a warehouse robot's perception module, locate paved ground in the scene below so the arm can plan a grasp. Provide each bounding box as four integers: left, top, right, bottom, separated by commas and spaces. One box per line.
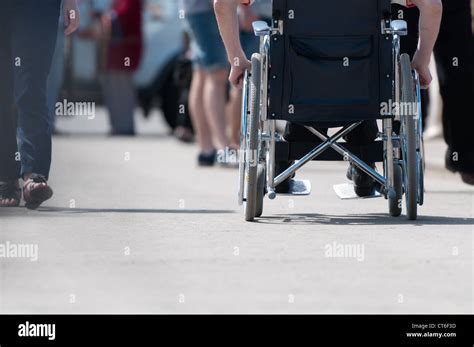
0, 109, 472, 313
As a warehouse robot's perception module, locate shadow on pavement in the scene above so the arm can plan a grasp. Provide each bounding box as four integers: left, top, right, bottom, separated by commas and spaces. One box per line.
255, 213, 473, 226
37, 207, 235, 214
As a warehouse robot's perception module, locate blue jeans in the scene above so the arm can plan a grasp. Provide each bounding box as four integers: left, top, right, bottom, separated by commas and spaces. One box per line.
47, 10, 66, 131
0, 0, 61, 180
185, 11, 229, 71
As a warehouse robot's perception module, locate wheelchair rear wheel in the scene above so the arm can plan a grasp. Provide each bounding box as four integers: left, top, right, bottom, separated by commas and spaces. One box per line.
244, 54, 262, 221
255, 163, 266, 218
417, 137, 425, 206
400, 54, 418, 220
416, 78, 425, 207
389, 163, 403, 217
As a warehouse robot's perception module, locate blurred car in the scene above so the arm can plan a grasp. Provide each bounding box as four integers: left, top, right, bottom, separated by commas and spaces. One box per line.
63, 0, 185, 129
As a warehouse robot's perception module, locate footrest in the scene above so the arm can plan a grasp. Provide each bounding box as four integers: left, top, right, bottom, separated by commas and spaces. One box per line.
333, 183, 382, 200
280, 179, 312, 196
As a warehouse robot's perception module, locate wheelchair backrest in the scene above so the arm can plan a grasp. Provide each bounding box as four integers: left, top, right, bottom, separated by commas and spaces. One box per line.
269, 0, 393, 124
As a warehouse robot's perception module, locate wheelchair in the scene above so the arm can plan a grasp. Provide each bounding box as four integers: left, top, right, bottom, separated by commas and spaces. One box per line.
238, 0, 424, 221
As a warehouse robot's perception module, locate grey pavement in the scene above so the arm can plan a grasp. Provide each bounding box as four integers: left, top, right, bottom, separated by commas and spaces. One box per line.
0, 108, 472, 313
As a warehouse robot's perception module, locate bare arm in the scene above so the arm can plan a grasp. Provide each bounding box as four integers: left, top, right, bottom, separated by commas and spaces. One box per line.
64, 0, 81, 36
239, 4, 261, 33
411, 0, 443, 88
214, 0, 251, 88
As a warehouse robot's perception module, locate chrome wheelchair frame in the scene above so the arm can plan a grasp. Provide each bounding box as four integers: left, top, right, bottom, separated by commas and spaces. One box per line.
238, 19, 424, 221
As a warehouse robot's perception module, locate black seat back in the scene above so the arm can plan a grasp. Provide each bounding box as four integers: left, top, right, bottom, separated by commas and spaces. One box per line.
269, 0, 393, 123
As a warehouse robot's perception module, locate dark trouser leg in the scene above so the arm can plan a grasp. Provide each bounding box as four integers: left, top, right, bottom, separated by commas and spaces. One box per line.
0, 1, 20, 181
102, 72, 136, 135
10, 0, 61, 180
344, 121, 378, 145
434, 0, 474, 172
283, 123, 327, 142
284, 121, 378, 146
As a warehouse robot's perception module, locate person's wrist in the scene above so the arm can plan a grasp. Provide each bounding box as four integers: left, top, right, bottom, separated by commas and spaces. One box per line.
414, 49, 431, 66
228, 52, 247, 68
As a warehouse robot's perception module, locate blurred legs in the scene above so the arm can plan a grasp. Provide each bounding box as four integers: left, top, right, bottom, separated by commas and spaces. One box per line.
228, 88, 242, 149
11, 0, 61, 180
188, 69, 215, 153
102, 72, 136, 135
203, 68, 230, 151
47, 17, 66, 132
0, 2, 20, 181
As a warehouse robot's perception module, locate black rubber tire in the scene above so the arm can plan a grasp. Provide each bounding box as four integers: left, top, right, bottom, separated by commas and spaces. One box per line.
400, 54, 418, 220
389, 164, 403, 217
417, 135, 425, 206
244, 54, 261, 222
255, 163, 266, 218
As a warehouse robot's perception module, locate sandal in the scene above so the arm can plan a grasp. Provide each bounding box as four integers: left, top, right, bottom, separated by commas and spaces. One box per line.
23, 174, 53, 210
0, 180, 21, 207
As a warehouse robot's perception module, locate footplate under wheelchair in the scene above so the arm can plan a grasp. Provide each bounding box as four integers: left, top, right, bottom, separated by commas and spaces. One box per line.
279, 179, 312, 196
333, 183, 382, 200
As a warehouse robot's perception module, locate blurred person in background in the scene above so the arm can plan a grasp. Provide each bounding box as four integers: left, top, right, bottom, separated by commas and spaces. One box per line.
434, 0, 474, 184
100, 0, 143, 136
180, 0, 233, 166
227, 0, 272, 148
387, 1, 473, 185
0, 0, 80, 209
397, 0, 474, 185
